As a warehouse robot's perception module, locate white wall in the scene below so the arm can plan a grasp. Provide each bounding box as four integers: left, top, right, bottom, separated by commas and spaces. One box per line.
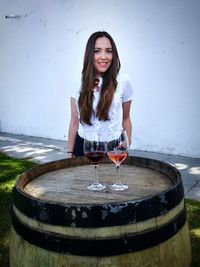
0, 0, 200, 157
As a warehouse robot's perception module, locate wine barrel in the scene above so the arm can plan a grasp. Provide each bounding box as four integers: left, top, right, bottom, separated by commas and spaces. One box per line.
10, 156, 191, 267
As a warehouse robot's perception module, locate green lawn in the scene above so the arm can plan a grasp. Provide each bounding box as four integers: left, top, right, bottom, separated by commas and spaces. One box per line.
0, 152, 36, 266
0, 152, 199, 267
186, 198, 200, 267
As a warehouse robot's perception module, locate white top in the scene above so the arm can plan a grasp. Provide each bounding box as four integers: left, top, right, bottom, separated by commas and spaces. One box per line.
71, 73, 133, 141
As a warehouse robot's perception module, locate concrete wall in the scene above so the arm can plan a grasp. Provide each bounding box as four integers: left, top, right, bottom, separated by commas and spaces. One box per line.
0, 0, 200, 157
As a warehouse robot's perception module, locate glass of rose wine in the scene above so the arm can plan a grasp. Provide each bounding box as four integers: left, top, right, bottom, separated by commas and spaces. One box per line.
107, 130, 129, 191
83, 133, 106, 191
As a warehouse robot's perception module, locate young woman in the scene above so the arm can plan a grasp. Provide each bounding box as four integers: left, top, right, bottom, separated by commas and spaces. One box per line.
67, 31, 133, 157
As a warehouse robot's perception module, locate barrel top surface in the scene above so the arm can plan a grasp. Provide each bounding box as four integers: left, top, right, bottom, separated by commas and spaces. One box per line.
14, 157, 183, 227
24, 162, 172, 205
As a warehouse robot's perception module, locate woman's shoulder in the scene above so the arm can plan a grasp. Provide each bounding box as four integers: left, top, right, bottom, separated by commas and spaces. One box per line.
71, 83, 81, 100
117, 72, 131, 81
117, 72, 134, 101
117, 72, 133, 88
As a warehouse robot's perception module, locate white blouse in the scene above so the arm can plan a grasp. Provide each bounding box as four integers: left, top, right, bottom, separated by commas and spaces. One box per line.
71, 73, 133, 141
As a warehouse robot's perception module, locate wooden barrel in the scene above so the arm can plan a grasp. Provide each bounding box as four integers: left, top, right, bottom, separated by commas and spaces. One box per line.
10, 156, 191, 267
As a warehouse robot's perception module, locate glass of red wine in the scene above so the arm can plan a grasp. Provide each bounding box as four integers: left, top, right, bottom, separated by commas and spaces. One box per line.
107, 130, 129, 191
83, 133, 106, 191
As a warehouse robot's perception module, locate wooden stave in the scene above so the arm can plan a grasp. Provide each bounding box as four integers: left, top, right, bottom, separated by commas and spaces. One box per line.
10, 222, 192, 267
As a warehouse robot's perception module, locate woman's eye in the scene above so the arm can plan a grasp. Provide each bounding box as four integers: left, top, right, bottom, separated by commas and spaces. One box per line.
107, 50, 112, 54
94, 50, 100, 53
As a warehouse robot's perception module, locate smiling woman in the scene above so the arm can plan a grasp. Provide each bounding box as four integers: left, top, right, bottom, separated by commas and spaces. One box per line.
67, 31, 134, 158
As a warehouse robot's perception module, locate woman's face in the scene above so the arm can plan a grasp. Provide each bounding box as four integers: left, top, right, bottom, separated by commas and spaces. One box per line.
93, 36, 113, 75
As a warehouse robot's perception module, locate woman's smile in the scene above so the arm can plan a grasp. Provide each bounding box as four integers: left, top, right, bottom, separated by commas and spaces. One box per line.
94, 36, 113, 75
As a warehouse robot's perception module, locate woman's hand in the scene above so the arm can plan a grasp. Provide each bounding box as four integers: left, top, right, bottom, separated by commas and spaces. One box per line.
67, 152, 74, 158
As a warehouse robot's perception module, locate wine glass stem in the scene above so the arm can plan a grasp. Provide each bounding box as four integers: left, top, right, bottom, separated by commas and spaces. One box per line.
94, 164, 98, 183
116, 165, 121, 184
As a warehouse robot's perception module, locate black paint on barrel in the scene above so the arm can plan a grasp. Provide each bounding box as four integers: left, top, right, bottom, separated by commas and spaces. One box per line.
12, 157, 184, 228
11, 206, 186, 256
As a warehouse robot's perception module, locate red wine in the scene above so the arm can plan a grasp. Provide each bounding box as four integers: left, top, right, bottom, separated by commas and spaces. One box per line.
107, 151, 128, 166
85, 152, 105, 164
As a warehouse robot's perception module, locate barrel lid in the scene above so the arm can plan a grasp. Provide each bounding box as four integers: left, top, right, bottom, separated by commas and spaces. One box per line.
12, 156, 184, 227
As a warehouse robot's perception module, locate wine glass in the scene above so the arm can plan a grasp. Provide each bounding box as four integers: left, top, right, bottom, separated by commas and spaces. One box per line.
107, 130, 129, 191
83, 133, 106, 191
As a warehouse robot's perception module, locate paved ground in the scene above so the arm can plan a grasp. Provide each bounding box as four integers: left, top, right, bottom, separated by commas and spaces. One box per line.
0, 132, 199, 201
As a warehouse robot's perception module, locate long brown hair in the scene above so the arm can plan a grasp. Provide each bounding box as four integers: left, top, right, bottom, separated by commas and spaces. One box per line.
78, 31, 121, 125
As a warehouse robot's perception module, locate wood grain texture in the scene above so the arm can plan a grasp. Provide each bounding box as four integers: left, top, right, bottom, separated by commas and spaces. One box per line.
24, 163, 172, 204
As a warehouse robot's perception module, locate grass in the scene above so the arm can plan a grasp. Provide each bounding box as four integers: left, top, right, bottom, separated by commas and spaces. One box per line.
0, 152, 36, 267
0, 152, 200, 267
186, 198, 200, 267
